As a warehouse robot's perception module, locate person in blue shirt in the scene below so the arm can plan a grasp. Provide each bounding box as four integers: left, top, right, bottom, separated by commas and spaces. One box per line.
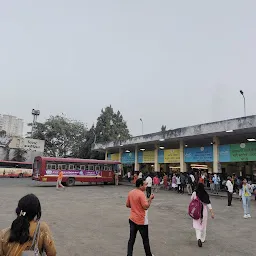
212, 174, 220, 194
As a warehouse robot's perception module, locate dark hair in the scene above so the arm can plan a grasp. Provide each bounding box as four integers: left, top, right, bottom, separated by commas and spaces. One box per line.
196, 183, 210, 204
9, 194, 41, 244
136, 178, 144, 188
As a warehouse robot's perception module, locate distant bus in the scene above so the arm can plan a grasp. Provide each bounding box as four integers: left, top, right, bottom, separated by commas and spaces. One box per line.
32, 156, 121, 186
0, 160, 33, 178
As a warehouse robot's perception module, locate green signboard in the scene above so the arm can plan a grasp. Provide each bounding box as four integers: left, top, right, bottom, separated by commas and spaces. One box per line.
230, 143, 256, 162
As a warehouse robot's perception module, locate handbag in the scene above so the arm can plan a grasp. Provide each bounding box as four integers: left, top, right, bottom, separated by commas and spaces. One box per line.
21, 221, 42, 256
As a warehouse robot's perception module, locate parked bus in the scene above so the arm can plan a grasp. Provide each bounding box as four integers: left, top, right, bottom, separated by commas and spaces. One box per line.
32, 156, 121, 186
0, 160, 33, 178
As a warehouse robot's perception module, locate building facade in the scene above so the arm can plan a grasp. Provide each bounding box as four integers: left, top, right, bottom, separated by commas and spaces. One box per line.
93, 115, 256, 182
0, 115, 24, 137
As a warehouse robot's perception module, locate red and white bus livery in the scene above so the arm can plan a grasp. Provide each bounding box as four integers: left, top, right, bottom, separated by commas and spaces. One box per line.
32, 156, 121, 186
0, 160, 33, 178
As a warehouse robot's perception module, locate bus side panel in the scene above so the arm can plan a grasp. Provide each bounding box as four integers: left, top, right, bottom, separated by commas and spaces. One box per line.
39, 170, 114, 183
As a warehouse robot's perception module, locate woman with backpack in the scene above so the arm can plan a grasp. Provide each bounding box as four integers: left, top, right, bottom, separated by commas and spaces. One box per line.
190, 183, 214, 247
0, 194, 56, 255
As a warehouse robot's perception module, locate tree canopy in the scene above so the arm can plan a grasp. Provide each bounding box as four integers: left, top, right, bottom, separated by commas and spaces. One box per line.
95, 106, 130, 144
31, 115, 87, 158
30, 106, 130, 159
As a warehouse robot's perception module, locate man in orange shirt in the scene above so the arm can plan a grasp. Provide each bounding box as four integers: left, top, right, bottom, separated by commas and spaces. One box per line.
126, 178, 154, 256
56, 167, 65, 190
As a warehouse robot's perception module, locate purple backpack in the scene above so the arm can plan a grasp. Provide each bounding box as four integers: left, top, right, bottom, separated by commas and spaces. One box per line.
188, 197, 202, 220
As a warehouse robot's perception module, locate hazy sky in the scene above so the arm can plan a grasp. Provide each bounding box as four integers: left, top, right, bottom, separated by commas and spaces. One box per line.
1, 1, 256, 136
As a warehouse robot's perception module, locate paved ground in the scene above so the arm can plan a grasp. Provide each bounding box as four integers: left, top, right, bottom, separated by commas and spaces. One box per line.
0, 178, 255, 256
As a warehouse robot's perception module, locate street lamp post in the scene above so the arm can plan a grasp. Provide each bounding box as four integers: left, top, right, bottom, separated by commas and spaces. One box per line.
31, 109, 40, 137
239, 90, 246, 117
140, 118, 144, 135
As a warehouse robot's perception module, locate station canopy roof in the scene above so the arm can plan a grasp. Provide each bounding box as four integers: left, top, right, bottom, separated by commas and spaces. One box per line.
93, 115, 256, 153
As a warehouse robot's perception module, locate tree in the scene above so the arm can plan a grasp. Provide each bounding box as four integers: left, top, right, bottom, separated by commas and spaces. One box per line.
29, 107, 131, 160
75, 106, 131, 159
161, 125, 167, 140
31, 115, 87, 158
12, 148, 27, 162
161, 125, 167, 133
95, 106, 130, 144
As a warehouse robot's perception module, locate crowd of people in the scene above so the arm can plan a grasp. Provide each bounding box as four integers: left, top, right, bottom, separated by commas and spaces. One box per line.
0, 170, 255, 256
126, 174, 256, 255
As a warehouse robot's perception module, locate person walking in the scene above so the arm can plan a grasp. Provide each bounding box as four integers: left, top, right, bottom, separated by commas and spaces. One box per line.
56, 167, 65, 190
127, 171, 131, 183
226, 176, 234, 206
171, 174, 177, 191
126, 178, 155, 256
186, 174, 193, 195
145, 174, 153, 198
138, 171, 143, 179
133, 173, 138, 185
212, 174, 220, 194
190, 173, 195, 191
241, 178, 252, 218
153, 175, 160, 193
190, 183, 214, 247
180, 173, 186, 194
0, 194, 56, 255
209, 175, 214, 193
176, 174, 181, 193
163, 174, 168, 190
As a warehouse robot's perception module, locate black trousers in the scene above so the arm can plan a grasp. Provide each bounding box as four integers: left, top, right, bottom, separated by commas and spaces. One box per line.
177, 184, 181, 193
146, 187, 152, 198
180, 184, 185, 193
127, 220, 152, 256
227, 191, 233, 206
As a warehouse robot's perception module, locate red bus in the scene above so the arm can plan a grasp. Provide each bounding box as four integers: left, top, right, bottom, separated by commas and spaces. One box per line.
0, 160, 33, 178
32, 156, 121, 186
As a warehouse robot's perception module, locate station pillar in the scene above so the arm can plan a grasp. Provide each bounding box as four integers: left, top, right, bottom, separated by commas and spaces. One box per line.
180, 140, 187, 173
154, 144, 160, 172
105, 150, 108, 161
134, 145, 139, 172
118, 148, 123, 163
213, 136, 220, 173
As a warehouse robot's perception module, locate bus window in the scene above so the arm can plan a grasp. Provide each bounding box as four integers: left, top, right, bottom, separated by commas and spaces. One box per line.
88, 165, 94, 171
69, 164, 74, 170
75, 165, 80, 170
58, 164, 66, 170
85, 165, 89, 170
51, 164, 56, 170
104, 165, 108, 171
20, 163, 31, 169
80, 165, 85, 170
95, 165, 100, 171
108, 165, 112, 171
46, 164, 51, 169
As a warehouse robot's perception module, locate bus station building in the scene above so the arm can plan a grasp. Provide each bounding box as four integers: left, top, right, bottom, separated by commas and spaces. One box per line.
94, 115, 256, 182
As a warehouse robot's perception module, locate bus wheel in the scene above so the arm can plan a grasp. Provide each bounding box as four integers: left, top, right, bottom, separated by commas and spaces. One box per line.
67, 178, 75, 187
18, 173, 23, 178
104, 182, 108, 185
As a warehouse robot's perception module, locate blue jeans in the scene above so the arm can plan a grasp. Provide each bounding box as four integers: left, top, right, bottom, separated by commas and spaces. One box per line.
242, 196, 251, 215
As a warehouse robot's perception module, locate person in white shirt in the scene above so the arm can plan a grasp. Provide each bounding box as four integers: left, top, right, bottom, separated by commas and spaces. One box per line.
190, 173, 195, 191
127, 171, 131, 183
226, 176, 234, 206
176, 174, 181, 193
138, 171, 143, 179
145, 174, 153, 198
